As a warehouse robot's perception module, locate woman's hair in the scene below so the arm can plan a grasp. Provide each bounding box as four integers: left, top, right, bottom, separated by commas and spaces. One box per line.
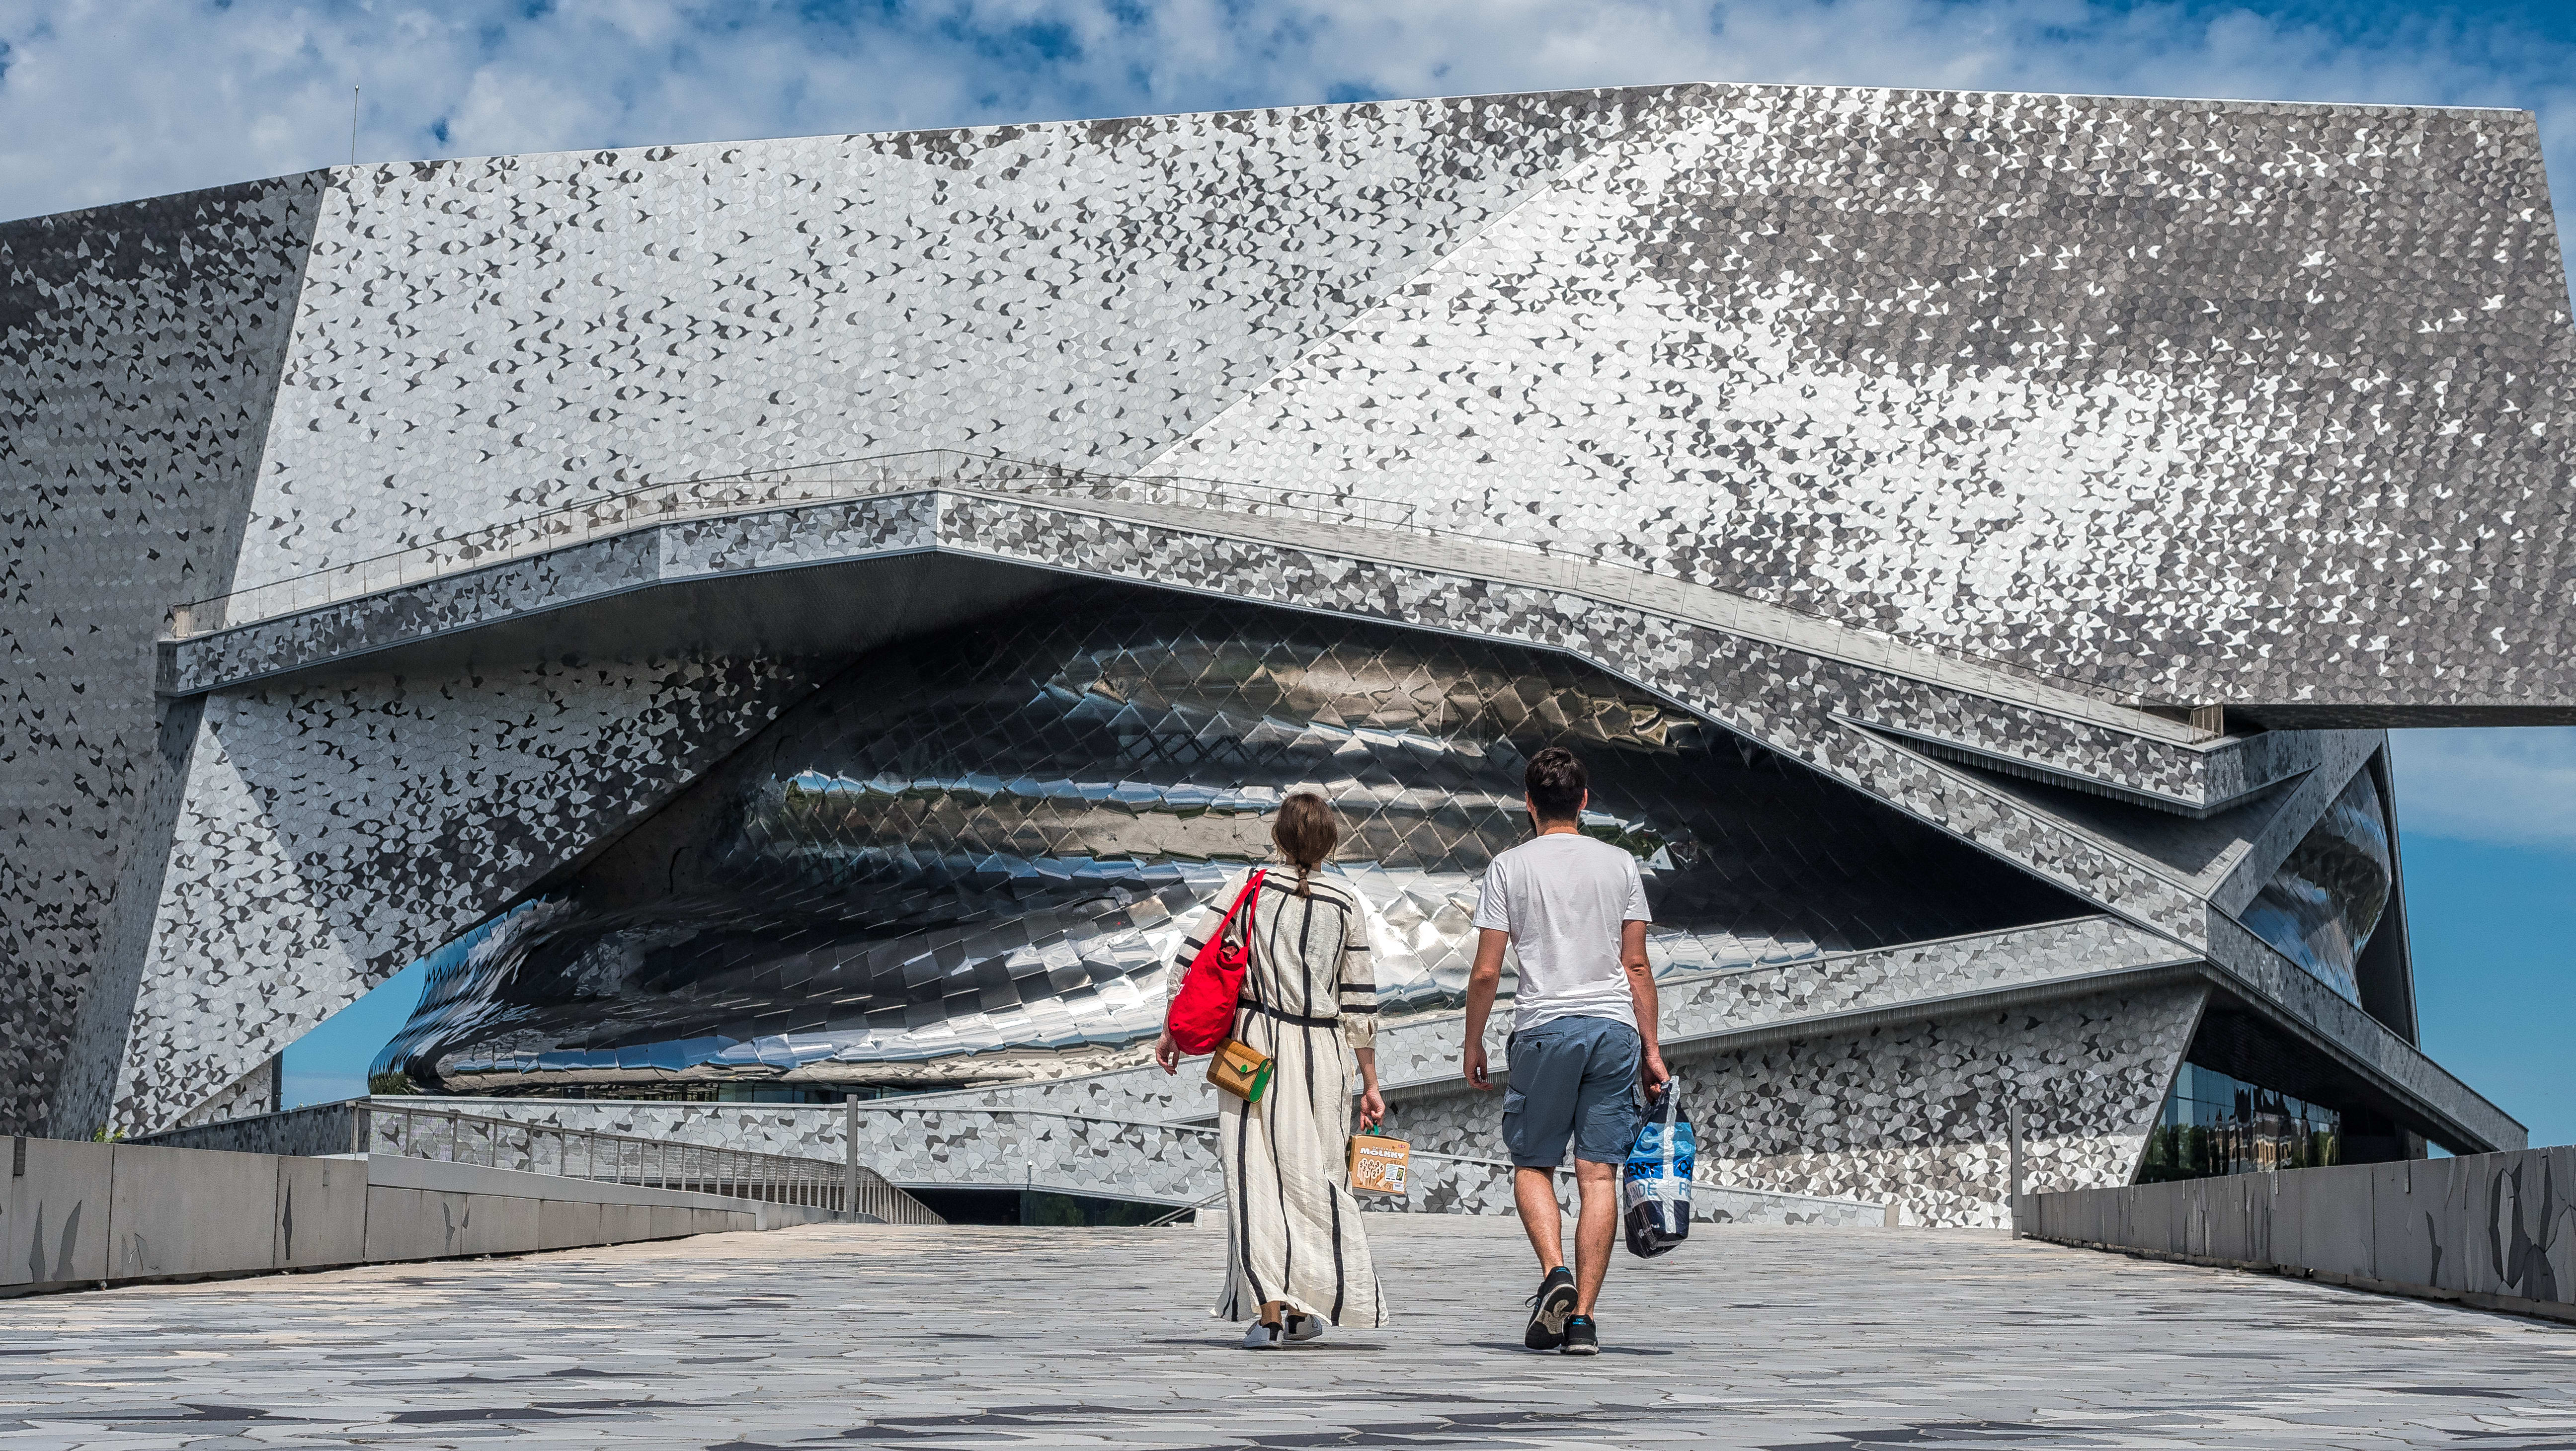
1270, 791, 1342, 896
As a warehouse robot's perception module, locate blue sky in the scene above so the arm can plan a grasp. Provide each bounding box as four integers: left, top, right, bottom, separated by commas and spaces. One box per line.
1, 0, 2562, 1144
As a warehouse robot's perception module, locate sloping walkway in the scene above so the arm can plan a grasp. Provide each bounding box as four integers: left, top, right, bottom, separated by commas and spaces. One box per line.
4, 1217, 2572, 1448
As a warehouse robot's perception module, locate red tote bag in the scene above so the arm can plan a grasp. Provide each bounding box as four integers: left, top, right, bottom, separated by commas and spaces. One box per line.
1164, 870, 1266, 1055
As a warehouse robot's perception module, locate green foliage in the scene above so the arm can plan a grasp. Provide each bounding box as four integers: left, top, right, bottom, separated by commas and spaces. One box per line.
367, 1069, 417, 1096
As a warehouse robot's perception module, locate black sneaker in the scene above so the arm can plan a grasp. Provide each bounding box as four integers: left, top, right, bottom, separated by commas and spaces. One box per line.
1524, 1267, 1577, 1350
1560, 1315, 1600, 1356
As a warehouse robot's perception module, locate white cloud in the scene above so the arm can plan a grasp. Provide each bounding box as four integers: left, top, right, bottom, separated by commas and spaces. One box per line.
3, 0, 2576, 237
2390, 727, 2576, 852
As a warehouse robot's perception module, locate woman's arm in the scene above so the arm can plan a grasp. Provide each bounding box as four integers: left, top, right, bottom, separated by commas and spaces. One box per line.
1341, 893, 1385, 1122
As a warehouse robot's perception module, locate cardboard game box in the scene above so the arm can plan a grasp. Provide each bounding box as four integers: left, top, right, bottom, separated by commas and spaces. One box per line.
1348, 1129, 1410, 1198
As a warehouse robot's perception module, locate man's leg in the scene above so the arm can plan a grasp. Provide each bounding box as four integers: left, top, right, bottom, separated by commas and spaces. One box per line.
1570, 1158, 1618, 1314
1565, 1020, 1646, 1320
1502, 1025, 1578, 1276
1513, 1166, 1564, 1272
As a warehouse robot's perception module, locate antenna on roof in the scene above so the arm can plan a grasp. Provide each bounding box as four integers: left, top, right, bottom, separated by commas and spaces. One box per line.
350, 86, 359, 167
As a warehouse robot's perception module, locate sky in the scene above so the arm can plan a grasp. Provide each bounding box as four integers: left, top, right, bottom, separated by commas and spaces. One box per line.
3, 0, 2562, 1145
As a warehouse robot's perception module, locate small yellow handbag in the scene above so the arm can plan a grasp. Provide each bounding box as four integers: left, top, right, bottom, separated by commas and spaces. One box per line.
1206, 1039, 1275, 1103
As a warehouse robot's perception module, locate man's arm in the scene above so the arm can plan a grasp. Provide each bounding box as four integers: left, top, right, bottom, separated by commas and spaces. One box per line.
1462, 927, 1510, 1091
1622, 919, 1669, 1089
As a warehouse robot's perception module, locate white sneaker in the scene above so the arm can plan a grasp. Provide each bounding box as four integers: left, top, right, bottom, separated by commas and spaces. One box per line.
1282, 1312, 1324, 1343
1242, 1320, 1284, 1350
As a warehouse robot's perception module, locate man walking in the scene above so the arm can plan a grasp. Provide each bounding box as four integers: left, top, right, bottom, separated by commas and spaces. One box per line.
1463, 745, 1668, 1355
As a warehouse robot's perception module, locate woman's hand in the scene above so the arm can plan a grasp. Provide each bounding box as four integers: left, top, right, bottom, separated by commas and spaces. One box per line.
1151, 1028, 1181, 1075
1358, 1086, 1386, 1126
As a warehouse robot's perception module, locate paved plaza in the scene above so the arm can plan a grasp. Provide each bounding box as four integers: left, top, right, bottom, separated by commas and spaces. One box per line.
5, 1216, 2574, 1449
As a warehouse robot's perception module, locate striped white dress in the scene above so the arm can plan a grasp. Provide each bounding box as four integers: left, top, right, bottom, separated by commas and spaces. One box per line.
1170, 867, 1387, 1328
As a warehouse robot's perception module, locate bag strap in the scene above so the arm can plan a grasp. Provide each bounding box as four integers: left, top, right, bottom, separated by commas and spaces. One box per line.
1214, 868, 1266, 947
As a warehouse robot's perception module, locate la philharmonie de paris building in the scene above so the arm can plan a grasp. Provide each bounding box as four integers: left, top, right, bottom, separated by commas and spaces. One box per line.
3, 82, 2569, 1228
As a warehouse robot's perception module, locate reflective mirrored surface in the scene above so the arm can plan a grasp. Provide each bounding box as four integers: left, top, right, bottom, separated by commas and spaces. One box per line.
381, 583, 2081, 1090
2243, 767, 2390, 1002
2137, 1060, 2344, 1182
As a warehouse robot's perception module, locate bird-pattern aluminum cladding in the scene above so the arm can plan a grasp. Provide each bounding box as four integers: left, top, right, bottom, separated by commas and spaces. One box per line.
5, 82, 2560, 1147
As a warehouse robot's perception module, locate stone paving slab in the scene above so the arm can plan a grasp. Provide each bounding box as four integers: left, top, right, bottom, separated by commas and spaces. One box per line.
2, 1217, 2572, 1449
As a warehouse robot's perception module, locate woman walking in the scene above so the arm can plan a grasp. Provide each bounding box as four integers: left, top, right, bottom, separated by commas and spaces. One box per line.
1153, 791, 1389, 1346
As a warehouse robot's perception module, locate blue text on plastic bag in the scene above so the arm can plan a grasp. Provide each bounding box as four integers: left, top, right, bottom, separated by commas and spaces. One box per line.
1620, 1083, 1695, 1258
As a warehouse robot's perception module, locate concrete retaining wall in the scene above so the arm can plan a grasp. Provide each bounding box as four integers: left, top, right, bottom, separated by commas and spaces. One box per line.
2024, 1145, 2575, 1324
3, 1137, 835, 1298
135, 1102, 360, 1157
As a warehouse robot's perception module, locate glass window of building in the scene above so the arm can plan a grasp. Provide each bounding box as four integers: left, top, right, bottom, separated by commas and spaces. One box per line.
2137, 1062, 2343, 1184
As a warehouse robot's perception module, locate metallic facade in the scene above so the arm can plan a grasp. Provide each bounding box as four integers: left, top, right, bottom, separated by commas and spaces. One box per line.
382, 586, 2076, 1090
1, 84, 2559, 1222
207, 91, 2576, 721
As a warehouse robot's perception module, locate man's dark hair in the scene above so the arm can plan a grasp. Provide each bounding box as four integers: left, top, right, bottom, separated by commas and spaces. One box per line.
1524, 746, 1587, 824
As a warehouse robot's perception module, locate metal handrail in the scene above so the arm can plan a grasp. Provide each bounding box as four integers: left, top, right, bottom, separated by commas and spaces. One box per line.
161, 447, 2209, 735
1145, 1189, 1227, 1228
354, 1101, 943, 1225
871, 1104, 1887, 1215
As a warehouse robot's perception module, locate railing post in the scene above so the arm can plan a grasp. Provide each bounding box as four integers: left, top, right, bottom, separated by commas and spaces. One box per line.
2007, 1100, 2026, 1239
844, 1096, 860, 1222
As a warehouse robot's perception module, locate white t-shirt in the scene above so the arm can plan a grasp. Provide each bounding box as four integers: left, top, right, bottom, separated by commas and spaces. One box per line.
1471, 832, 1652, 1034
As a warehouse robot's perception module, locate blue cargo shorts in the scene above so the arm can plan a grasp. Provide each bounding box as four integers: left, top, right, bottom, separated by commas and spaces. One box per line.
1500, 1015, 1643, 1169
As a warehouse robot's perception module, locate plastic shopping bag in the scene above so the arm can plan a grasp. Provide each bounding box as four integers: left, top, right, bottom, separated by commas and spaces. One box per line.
1621, 1081, 1695, 1258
